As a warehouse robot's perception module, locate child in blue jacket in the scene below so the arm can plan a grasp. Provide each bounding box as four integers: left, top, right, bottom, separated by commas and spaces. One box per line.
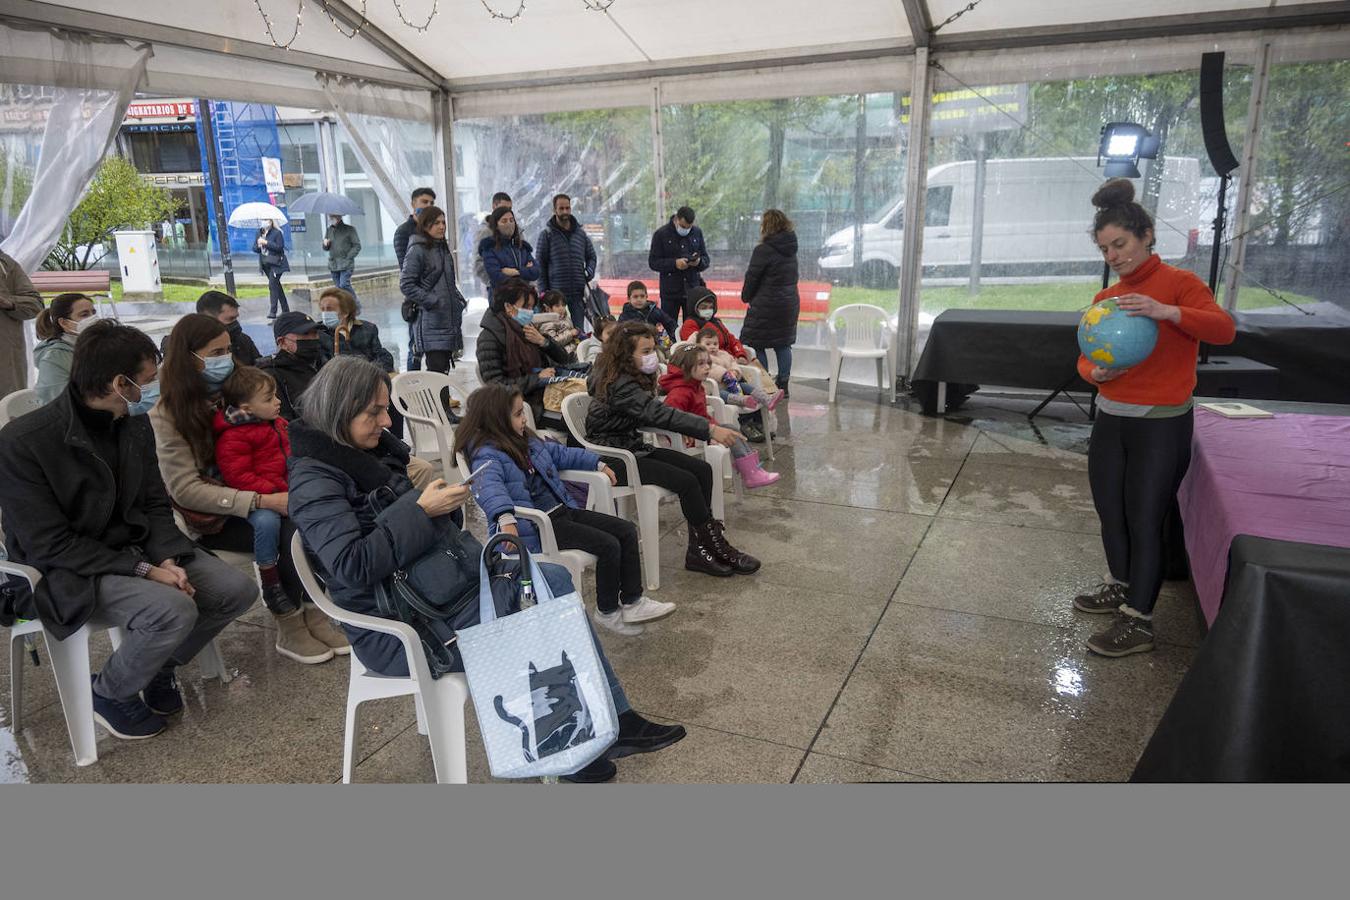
453, 383, 676, 636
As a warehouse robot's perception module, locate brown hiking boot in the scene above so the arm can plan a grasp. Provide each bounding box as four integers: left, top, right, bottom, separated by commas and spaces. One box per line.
274, 609, 334, 664
303, 604, 351, 655
1086, 613, 1156, 658
1073, 581, 1128, 614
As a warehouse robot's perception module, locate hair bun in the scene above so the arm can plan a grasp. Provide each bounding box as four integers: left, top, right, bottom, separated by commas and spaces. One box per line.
1092, 178, 1136, 209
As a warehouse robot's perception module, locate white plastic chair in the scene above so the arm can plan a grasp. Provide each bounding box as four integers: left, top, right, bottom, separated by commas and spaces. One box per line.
289, 532, 469, 784
826, 304, 896, 404
391, 371, 471, 479
640, 422, 732, 520
455, 452, 610, 594
521, 401, 570, 446
0, 388, 43, 426
560, 392, 676, 591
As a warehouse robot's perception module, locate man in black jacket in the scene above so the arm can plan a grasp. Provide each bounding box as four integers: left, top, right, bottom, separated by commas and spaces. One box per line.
394, 186, 437, 371
0, 322, 256, 740
258, 311, 324, 420
648, 205, 711, 325
197, 290, 261, 366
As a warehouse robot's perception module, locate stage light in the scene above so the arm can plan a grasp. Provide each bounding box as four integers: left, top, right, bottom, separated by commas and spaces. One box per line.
1098, 122, 1159, 179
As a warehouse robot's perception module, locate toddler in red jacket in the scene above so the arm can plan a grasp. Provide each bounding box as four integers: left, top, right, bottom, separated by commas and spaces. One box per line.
658, 345, 779, 489
215, 366, 292, 610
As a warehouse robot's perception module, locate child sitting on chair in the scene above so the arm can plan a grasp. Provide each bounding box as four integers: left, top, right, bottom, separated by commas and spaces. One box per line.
695, 325, 783, 413
576, 316, 617, 364
453, 382, 675, 636
658, 345, 779, 490
618, 281, 676, 355
533, 289, 581, 360
213, 366, 292, 613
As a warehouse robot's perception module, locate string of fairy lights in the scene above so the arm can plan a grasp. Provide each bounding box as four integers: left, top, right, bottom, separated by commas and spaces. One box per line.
252, 0, 617, 47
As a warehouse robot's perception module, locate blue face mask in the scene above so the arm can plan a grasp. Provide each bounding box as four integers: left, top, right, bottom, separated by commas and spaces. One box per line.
676, 225, 691, 237
514, 307, 535, 327
121, 378, 159, 416
196, 352, 236, 386
320, 310, 341, 327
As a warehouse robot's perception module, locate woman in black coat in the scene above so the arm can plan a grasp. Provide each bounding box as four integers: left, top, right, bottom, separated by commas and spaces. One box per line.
287, 356, 686, 782
475, 278, 570, 424
738, 209, 799, 396
253, 220, 291, 320
317, 285, 404, 439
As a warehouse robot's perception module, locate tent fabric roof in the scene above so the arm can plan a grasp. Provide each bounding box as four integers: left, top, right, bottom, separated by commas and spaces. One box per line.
4, 0, 1347, 95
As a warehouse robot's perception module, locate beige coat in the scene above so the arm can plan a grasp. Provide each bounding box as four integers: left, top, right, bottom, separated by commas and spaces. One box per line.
0, 251, 44, 399
149, 402, 257, 520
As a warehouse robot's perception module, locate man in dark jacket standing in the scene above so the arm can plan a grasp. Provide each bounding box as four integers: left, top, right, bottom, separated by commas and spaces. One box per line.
0, 321, 256, 740
394, 186, 437, 371
259, 312, 324, 420
536, 193, 597, 331
648, 205, 711, 325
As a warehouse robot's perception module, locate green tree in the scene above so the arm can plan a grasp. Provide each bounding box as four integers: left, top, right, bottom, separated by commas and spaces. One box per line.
46, 155, 178, 270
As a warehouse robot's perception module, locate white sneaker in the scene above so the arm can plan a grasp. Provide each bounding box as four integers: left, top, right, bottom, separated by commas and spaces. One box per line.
621, 595, 676, 624
592, 608, 644, 636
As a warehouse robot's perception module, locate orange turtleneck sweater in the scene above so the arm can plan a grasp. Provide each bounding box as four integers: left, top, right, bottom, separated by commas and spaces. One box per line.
1076, 254, 1236, 407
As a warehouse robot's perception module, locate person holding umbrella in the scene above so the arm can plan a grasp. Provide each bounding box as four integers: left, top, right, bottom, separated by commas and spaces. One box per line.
323, 215, 362, 307
253, 219, 290, 321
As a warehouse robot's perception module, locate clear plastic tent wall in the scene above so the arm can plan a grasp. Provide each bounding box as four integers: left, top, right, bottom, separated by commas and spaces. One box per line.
0, 23, 150, 270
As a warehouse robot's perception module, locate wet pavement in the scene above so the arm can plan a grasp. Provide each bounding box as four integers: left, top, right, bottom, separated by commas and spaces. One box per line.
0, 310, 1199, 782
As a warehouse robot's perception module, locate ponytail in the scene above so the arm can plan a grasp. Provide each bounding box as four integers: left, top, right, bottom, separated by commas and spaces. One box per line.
35, 292, 90, 340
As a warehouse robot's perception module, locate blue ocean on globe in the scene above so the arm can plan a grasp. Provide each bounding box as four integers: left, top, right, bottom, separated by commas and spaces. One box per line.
1078, 299, 1159, 369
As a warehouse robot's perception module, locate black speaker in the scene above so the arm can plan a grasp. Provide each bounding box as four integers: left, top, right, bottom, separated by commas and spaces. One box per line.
1200, 52, 1240, 177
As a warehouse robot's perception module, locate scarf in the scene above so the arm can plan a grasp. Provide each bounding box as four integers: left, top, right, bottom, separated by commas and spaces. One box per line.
500, 310, 544, 379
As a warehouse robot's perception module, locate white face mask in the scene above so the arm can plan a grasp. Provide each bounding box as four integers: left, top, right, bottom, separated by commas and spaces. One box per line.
638, 352, 660, 374
697, 306, 714, 320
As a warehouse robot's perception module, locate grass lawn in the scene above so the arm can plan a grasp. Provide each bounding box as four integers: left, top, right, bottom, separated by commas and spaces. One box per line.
110, 283, 271, 304
828, 282, 1318, 315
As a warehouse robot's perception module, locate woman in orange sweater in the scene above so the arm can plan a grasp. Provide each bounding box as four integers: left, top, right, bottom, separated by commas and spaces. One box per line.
1072, 179, 1236, 658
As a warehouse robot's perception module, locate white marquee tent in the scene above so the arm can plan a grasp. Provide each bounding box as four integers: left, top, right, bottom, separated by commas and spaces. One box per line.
1, 0, 1347, 376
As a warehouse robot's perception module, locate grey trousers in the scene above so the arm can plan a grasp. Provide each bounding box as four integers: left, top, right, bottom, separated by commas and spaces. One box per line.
91, 551, 258, 700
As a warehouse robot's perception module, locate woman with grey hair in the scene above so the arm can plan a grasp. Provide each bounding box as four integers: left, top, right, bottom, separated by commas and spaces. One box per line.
287, 357, 686, 783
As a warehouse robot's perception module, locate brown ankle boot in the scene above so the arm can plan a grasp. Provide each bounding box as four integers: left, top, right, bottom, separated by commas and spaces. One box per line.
302, 604, 351, 656
706, 519, 761, 575
685, 522, 734, 577
274, 609, 334, 664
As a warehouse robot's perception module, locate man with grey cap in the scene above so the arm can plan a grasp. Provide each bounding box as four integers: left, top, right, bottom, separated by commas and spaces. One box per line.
258, 311, 324, 420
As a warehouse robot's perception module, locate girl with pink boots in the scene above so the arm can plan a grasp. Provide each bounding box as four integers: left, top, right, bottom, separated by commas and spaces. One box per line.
658, 345, 780, 489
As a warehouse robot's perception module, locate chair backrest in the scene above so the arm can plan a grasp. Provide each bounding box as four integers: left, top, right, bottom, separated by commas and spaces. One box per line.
560, 392, 591, 444
288, 531, 422, 650
391, 371, 469, 474
828, 304, 892, 350
0, 389, 42, 428
580, 341, 604, 363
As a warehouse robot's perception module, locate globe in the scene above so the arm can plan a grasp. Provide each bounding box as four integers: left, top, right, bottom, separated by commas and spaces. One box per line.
1077, 299, 1159, 370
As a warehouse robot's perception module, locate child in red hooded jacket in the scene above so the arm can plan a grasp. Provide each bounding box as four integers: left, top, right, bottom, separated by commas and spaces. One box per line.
215, 366, 292, 610
658, 345, 779, 489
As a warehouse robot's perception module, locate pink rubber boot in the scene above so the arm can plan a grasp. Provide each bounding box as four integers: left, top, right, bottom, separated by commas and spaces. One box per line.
733, 451, 780, 489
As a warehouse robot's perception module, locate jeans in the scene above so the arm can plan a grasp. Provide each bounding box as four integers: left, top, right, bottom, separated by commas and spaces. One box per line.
264, 267, 289, 317
1088, 410, 1194, 616
248, 508, 282, 567
755, 345, 793, 382
330, 269, 359, 312
729, 438, 753, 459
201, 516, 303, 614
565, 293, 587, 332
549, 507, 642, 613
406, 321, 422, 371
90, 551, 257, 699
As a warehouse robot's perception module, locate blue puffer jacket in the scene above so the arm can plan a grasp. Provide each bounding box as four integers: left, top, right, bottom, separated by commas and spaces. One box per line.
467, 438, 601, 553
400, 233, 466, 354
536, 217, 597, 303
477, 235, 540, 293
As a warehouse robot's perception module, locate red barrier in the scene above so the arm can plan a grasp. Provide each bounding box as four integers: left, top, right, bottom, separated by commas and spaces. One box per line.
597, 278, 832, 321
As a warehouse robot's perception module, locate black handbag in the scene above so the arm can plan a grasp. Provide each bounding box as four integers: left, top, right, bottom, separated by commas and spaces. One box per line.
368, 486, 483, 677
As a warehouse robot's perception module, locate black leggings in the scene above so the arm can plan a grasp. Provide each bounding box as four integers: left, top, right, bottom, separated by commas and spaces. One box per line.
200, 515, 305, 614
610, 446, 714, 527
1087, 410, 1194, 616
550, 507, 642, 612
264, 267, 289, 317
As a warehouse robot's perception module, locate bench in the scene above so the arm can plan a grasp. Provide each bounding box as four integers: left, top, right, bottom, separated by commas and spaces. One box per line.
28, 270, 117, 317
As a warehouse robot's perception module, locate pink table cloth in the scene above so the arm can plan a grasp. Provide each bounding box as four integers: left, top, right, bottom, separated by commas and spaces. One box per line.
1179, 409, 1350, 625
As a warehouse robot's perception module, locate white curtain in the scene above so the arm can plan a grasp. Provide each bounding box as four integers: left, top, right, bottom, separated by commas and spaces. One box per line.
0, 26, 151, 271
318, 74, 436, 225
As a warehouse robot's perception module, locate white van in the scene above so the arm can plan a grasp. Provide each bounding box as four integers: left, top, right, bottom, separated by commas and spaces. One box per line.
818, 156, 1201, 285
